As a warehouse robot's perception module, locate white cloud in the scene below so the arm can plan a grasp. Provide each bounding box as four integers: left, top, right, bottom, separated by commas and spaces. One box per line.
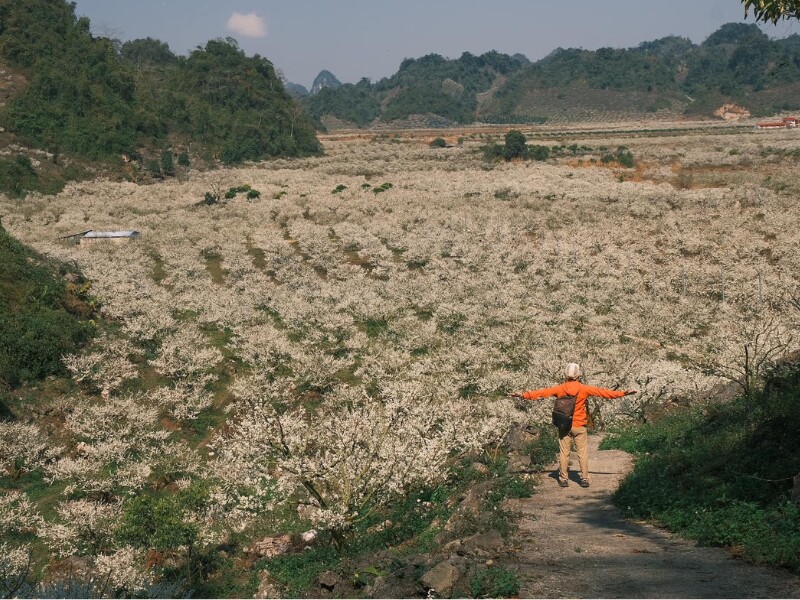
226, 12, 267, 38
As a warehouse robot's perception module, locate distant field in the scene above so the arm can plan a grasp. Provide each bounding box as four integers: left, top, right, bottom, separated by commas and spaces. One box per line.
4, 120, 799, 419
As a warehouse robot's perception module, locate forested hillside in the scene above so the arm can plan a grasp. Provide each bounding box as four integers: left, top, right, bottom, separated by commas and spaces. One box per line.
0, 0, 320, 196
304, 51, 529, 128
305, 23, 800, 128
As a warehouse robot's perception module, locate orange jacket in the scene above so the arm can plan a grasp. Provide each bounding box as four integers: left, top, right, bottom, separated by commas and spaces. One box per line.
521, 380, 625, 428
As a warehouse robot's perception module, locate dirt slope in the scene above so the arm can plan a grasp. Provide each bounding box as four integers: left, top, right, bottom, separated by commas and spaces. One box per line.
506, 434, 800, 598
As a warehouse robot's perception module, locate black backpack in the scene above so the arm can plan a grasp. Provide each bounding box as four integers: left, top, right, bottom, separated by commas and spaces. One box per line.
552, 395, 577, 429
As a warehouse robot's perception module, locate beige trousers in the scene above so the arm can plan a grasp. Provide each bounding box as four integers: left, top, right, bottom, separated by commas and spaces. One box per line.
558, 426, 588, 481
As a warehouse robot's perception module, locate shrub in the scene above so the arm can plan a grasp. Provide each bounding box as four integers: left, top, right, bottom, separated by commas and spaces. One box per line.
503, 130, 527, 160
177, 151, 191, 166
160, 151, 174, 176
332, 184, 347, 194
146, 159, 162, 178
0, 155, 39, 199
429, 137, 447, 148
246, 189, 261, 200
372, 182, 393, 194
481, 143, 504, 161
528, 145, 550, 161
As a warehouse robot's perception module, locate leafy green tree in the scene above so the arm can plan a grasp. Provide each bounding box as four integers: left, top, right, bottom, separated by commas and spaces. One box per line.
503, 130, 527, 160
120, 37, 177, 67
160, 150, 174, 176
742, 0, 800, 23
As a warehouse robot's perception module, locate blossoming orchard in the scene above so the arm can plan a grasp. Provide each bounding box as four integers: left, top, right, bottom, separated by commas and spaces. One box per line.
1, 122, 799, 591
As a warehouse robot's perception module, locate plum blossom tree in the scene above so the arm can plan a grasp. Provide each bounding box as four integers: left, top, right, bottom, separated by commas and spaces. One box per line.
211, 376, 515, 543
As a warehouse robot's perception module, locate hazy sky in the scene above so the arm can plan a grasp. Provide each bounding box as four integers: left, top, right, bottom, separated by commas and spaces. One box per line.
73, 1, 799, 89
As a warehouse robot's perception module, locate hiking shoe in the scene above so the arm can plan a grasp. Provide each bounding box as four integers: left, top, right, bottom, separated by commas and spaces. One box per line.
558, 478, 568, 488
579, 478, 590, 488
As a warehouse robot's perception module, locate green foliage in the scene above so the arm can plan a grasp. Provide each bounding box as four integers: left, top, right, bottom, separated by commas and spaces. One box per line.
470, 566, 520, 598
503, 130, 527, 160
146, 159, 162, 178
267, 547, 340, 596
217, 184, 261, 203
158, 38, 321, 163
600, 146, 635, 167
372, 182, 393, 194
304, 78, 380, 128
1, 0, 138, 158
332, 184, 347, 194
481, 134, 551, 163
492, 23, 800, 119
160, 150, 174, 176
120, 37, 177, 66
177, 151, 190, 167
0, 1, 321, 165
481, 143, 504, 162
0, 226, 92, 387
527, 144, 551, 161
429, 137, 447, 148
0, 155, 39, 198
602, 364, 800, 571
117, 483, 209, 551
302, 51, 528, 127
743, 0, 800, 23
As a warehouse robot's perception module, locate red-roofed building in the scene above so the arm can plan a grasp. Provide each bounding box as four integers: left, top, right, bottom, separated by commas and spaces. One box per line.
757, 117, 799, 129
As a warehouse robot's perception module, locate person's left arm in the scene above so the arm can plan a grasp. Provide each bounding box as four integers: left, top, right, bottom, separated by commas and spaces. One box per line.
582, 385, 637, 399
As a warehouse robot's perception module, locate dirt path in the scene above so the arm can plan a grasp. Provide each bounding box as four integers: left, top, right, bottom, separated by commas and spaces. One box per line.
506, 434, 800, 598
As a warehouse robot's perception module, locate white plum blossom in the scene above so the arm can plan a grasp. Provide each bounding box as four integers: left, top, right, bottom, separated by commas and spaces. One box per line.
0, 124, 798, 560
93, 547, 154, 595
0, 422, 61, 478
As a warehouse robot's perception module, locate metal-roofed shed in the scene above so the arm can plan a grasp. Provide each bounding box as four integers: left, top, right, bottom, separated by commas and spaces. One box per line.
79, 230, 140, 244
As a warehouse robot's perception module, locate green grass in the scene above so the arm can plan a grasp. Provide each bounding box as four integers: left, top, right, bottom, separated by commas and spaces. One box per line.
0, 225, 93, 388
470, 566, 520, 598
601, 363, 800, 571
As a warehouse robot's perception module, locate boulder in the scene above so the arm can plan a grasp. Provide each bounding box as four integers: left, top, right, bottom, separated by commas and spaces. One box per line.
461, 529, 504, 557
505, 423, 535, 452
253, 570, 281, 599
420, 561, 462, 598
507, 451, 531, 473
301, 529, 317, 543
318, 570, 341, 591
471, 462, 490, 475
247, 534, 292, 559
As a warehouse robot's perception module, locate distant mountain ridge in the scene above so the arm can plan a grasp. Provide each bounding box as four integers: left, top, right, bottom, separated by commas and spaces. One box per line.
300, 23, 800, 129
311, 70, 342, 95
